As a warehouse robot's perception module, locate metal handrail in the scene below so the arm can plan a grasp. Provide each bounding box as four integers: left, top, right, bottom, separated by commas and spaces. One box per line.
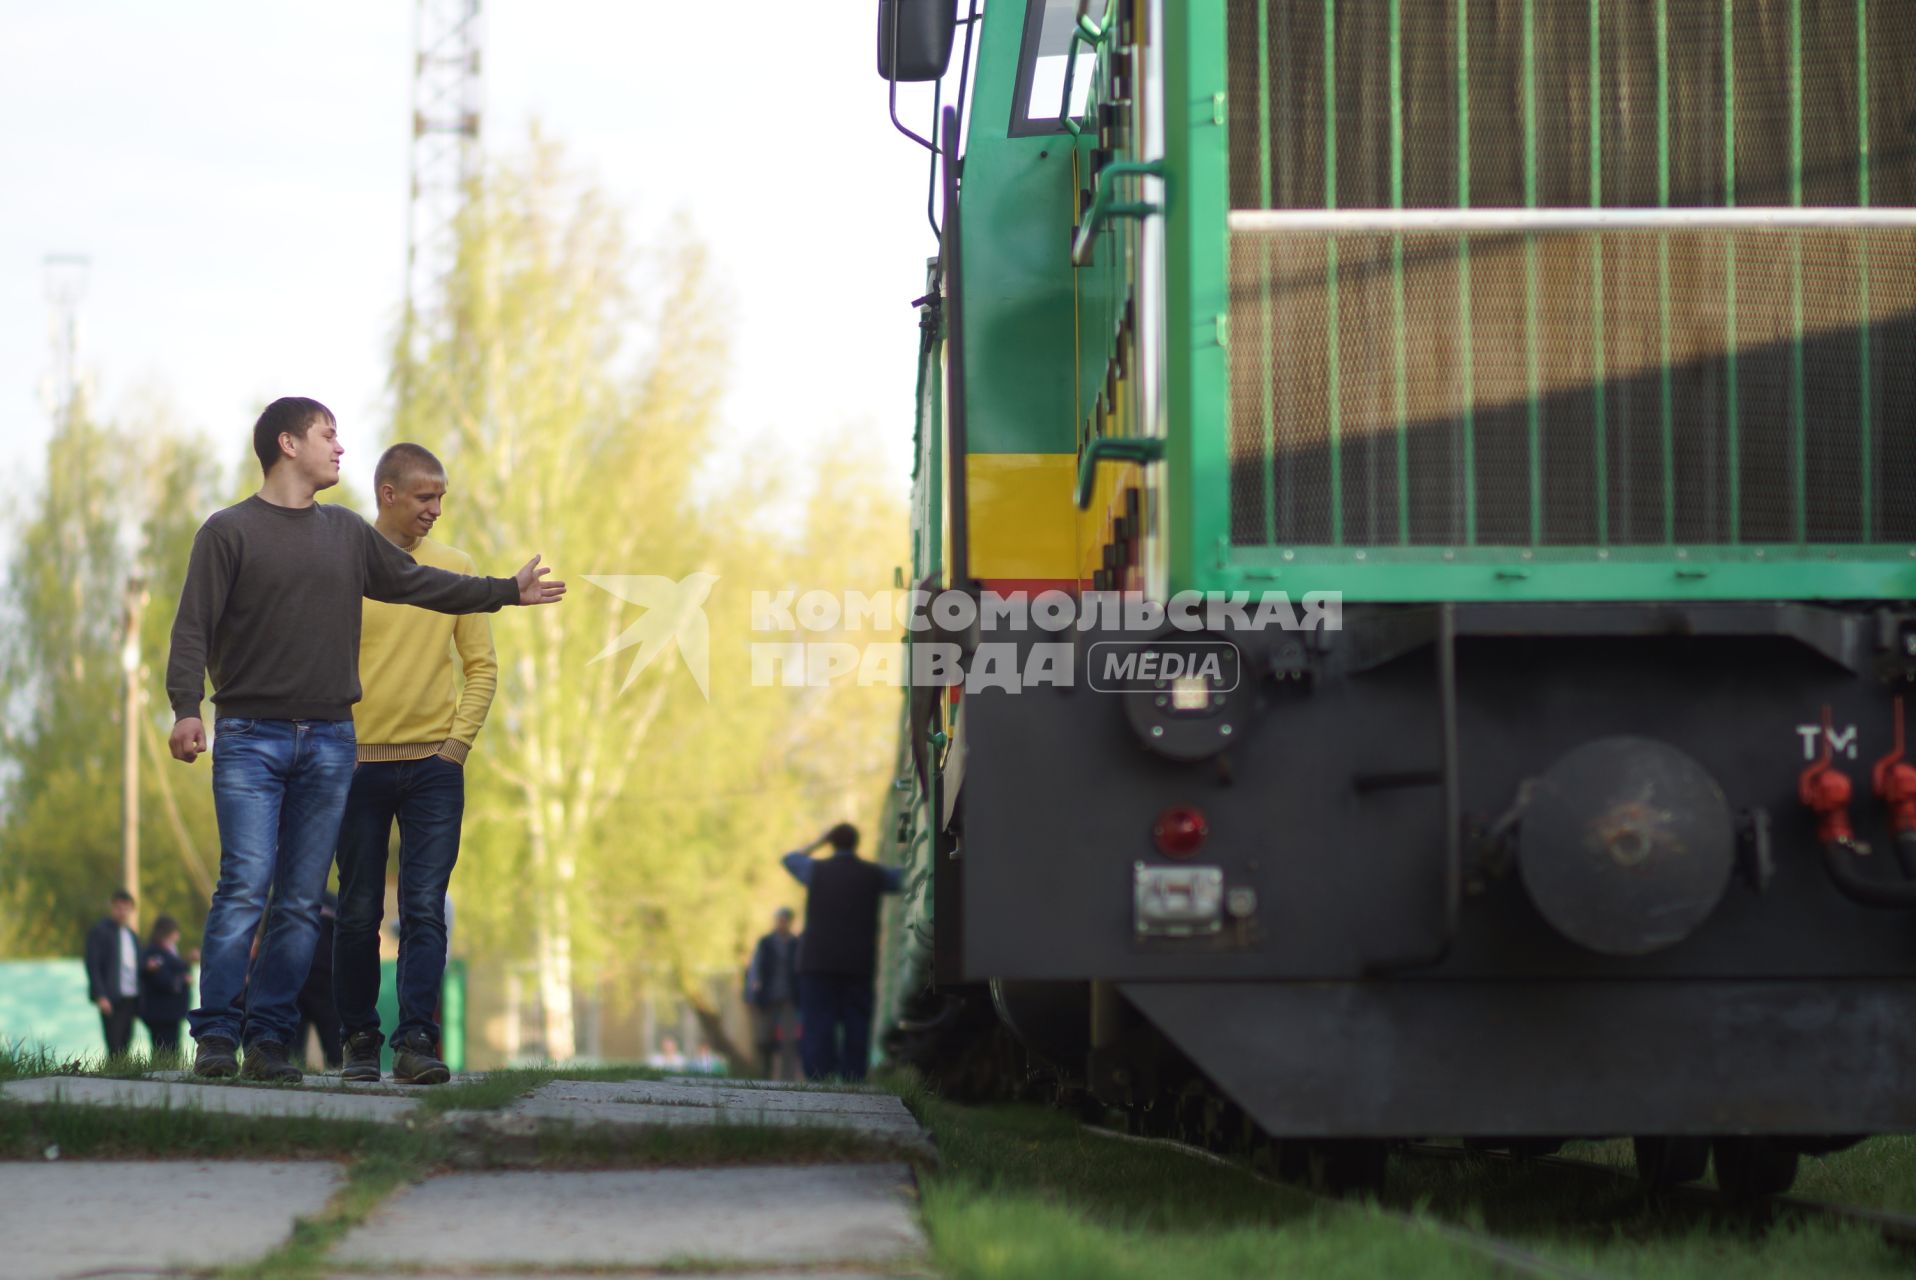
1229, 207, 1916, 234
1073, 160, 1164, 266
1057, 3, 1107, 137
1075, 437, 1164, 511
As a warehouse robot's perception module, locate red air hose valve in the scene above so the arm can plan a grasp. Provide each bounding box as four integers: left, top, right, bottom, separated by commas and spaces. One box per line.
1799, 705, 1855, 844
1871, 697, 1916, 835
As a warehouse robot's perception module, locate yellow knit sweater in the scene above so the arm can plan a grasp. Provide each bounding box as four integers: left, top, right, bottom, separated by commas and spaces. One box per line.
355, 534, 497, 763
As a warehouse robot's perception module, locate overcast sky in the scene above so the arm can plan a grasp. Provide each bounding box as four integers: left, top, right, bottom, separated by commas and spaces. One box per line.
0, 2, 943, 526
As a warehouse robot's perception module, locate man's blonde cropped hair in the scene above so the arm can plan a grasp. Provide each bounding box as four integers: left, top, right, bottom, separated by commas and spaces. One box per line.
374, 442, 446, 494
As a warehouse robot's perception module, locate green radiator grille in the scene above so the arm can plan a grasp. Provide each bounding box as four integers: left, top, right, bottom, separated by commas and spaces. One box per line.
1223, 0, 1916, 551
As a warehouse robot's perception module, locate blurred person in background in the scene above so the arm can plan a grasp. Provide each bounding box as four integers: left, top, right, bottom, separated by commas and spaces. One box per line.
744, 906, 802, 1080
647, 1036, 687, 1072
780, 824, 901, 1082
333, 444, 497, 1087
165, 398, 563, 1084
138, 915, 195, 1058
84, 889, 140, 1057
294, 892, 343, 1069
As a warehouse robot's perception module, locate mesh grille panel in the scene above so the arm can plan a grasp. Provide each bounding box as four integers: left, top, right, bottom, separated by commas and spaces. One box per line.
1223, 0, 1916, 549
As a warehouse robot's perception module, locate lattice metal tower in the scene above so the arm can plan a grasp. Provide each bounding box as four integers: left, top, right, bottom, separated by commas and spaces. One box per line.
406, 0, 484, 337
40, 254, 89, 427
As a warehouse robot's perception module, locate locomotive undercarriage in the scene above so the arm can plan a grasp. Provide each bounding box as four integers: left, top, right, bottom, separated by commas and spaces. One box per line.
920, 601, 1916, 1192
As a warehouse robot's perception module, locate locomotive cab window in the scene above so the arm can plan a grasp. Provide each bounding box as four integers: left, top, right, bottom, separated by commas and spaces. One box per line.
1010, 0, 1095, 136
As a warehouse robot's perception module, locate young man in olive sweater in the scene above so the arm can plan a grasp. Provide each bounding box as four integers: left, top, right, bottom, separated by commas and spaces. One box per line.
165, 397, 564, 1082
334, 443, 493, 1084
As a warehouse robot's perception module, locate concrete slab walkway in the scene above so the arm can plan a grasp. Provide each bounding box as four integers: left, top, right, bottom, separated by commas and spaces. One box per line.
148, 1068, 480, 1095
333, 1163, 927, 1271
0, 1160, 342, 1280
453, 1077, 929, 1149
0, 1076, 422, 1124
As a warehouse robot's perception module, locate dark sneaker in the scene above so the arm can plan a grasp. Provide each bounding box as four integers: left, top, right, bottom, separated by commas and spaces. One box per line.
239, 1040, 302, 1084
192, 1035, 239, 1079
341, 1031, 383, 1083
391, 1032, 450, 1085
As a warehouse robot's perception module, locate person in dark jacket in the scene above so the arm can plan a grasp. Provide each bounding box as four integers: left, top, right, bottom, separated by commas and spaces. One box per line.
139, 915, 195, 1057
84, 890, 141, 1057
779, 824, 901, 1082
294, 893, 343, 1068
743, 907, 801, 1080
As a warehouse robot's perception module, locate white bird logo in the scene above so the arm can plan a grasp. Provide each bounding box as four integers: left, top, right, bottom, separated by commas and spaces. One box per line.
583, 573, 719, 699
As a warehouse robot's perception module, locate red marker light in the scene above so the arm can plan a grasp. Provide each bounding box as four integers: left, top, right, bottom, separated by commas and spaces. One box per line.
1152, 806, 1210, 859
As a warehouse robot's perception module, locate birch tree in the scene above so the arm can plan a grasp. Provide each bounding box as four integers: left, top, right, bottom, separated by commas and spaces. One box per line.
390, 139, 904, 1061
0, 399, 222, 954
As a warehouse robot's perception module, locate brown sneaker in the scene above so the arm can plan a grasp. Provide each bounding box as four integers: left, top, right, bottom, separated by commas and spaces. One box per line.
192, 1035, 239, 1079
341, 1031, 383, 1083
391, 1032, 450, 1085
239, 1040, 302, 1084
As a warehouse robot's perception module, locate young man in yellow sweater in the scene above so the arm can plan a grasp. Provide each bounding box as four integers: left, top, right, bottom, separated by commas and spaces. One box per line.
334, 443, 495, 1084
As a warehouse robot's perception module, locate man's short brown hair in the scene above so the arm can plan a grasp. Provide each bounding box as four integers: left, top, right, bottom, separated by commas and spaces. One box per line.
252, 397, 334, 476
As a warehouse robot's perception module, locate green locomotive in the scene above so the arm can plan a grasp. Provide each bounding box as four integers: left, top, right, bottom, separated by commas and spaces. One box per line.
876, 0, 1916, 1193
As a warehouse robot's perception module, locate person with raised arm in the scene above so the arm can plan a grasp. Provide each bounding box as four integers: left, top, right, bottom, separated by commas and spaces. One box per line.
165, 396, 564, 1082
779, 824, 901, 1082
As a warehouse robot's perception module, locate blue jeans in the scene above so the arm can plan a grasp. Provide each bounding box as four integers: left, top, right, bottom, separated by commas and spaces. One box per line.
333, 755, 464, 1047
189, 718, 356, 1047
798, 973, 874, 1082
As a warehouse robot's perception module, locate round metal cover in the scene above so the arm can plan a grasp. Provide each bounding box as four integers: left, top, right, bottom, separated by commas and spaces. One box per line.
1518, 736, 1734, 957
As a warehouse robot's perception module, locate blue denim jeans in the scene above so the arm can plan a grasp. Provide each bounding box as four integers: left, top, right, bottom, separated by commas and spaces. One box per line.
333, 755, 464, 1047
189, 718, 356, 1048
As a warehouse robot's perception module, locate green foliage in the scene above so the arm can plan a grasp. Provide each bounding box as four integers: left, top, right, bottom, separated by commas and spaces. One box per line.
387, 134, 906, 1056
0, 401, 225, 954
1, 130, 908, 1055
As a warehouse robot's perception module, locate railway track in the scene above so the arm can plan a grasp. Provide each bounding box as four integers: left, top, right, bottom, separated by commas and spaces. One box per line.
1085, 1123, 1916, 1278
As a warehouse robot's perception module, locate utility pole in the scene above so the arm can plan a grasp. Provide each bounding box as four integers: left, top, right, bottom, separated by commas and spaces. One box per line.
406, 0, 484, 349
121, 576, 146, 909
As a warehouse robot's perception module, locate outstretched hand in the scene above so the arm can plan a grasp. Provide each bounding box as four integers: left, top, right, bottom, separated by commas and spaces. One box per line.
514, 555, 567, 606
170, 717, 207, 763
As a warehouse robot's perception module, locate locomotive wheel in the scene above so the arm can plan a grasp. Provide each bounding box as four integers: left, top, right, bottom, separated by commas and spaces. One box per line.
1307, 1140, 1388, 1196
1632, 1135, 1710, 1188
1712, 1137, 1799, 1198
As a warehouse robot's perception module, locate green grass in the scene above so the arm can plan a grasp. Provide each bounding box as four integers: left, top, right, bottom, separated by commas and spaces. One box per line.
903, 1091, 1916, 1280
1796, 1137, 1916, 1214
1385, 1143, 1909, 1279
0, 1040, 170, 1081
909, 1096, 1504, 1280
1568, 1134, 1916, 1216
0, 1097, 418, 1163
409, 1065, 558, 1114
